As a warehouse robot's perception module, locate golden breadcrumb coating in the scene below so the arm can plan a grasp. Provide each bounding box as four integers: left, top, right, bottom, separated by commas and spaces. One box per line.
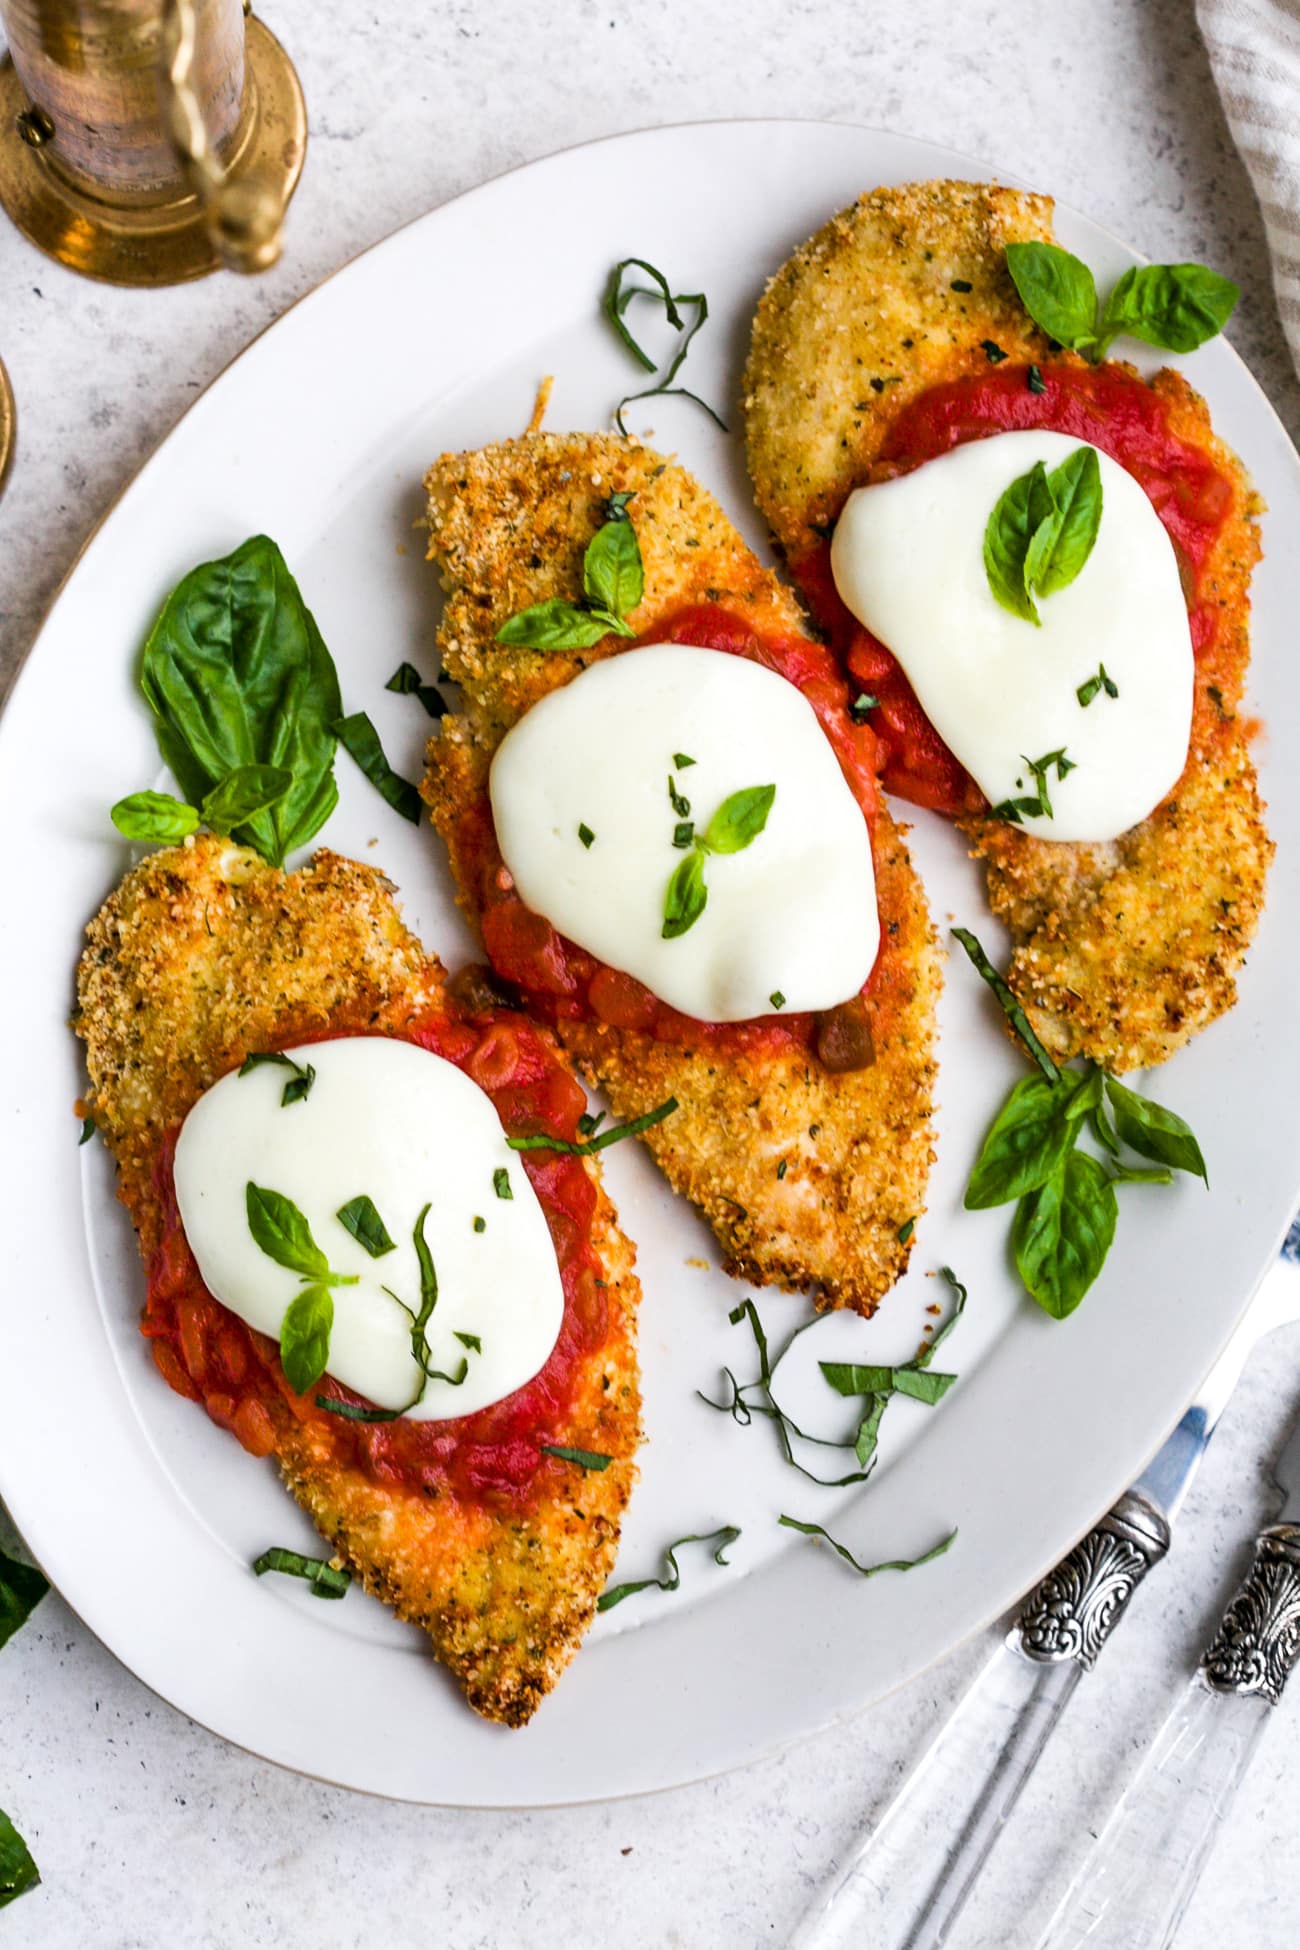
74, 835, 640, 1727
744, 178, 1272, 1070
422, 430, 941, 1315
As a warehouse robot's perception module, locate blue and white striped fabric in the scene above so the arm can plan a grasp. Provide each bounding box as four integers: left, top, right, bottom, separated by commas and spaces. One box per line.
1198, 0, 1300, 371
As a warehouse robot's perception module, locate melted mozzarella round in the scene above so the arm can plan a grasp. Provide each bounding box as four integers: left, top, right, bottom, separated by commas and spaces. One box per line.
488, 643, 879, 1022
173, 1037, 564, 1420
830, 431, 1194, 842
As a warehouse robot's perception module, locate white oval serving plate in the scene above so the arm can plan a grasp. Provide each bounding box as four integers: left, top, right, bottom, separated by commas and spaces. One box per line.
0, 120, 1297, 1806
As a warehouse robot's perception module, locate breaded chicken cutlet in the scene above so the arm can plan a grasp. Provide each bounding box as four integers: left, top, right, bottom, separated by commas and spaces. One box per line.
422, 431, 940, 1317
75, 835, 640, 1727
744, 179, 1272, 1073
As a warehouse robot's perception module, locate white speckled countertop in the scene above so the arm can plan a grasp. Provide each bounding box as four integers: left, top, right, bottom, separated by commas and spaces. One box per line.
3, 3, 1300, 1944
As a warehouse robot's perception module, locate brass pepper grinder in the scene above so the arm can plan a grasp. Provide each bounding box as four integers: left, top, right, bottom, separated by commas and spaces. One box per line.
0, 0, 305, 285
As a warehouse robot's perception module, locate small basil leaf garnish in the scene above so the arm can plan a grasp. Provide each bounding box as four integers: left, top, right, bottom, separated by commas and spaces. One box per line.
578, 822, 596, 848
493, 1167, 512, 1199
1103, 1074, 1208, 1183
991, 748, 1075, 825
505, 1095, 677, 1156
79, 1115, 96, 1146
386, 661, 422, 693
0, 1809, 40, 1911
778, 1515, 957, 1578
673, 752, 696, 770
984, 449, 1102, 625
1004, 241, 1099, 354
279, 1284, 335, 1395
110, 790, 200, 844
1077, 663, 1119, 707
455, 1331, 483, 1352
245, 1183, 357, 1286
1005, 241, 1238, 361
1012, 1150, 1117, 1318
583, 516, 645, 618
332, 711, 422, 824
540, 1444, 612, 1471
1098, 263, 1239, 357
199, 762, 293, 836
139, 535, 341, 866
336, 1194, 396, 1258
0, 1545, 48, 1652
951, 926, 1060, 1081
252, 1546, 351, 1599
662, 846, 708, 939
701, 783, 776, 855
819, 1361, 956, 1406
238, 1049, 315, 1107
596, 1524, 740, 1613
496, 598, 632, 650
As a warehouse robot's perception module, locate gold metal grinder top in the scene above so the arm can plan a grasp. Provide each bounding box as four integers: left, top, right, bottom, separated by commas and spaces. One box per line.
0, 0, 305, 285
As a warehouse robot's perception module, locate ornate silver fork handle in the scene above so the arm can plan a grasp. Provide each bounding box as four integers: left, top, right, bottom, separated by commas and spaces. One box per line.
788, 1494, 1171, 1950
1036, 1522, 1300, 1950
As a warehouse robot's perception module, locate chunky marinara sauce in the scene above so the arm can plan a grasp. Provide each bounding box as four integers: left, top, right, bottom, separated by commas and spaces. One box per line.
452, 604, 883, 1056
142, 1005, 610, 1511
792, 362, 1238, 817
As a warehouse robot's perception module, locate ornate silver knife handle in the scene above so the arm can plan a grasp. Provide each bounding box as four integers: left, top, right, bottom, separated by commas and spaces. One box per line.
1036, 1521, 1300, 1950
1016, 1490, 1171, 1670
1202, 1520, 1300, 1702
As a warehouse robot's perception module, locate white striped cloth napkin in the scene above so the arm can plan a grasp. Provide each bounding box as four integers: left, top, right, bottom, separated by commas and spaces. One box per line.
1197, 0, 1300, 368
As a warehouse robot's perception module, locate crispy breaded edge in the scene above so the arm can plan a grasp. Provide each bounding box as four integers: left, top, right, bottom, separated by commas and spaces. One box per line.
743, 178, 1272, 1071
422, 431, 941, 1315
74, 834, 640, 1727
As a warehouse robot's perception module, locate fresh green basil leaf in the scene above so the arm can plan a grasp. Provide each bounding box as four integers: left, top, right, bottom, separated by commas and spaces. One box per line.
1090, 1102, 1121, 1155
495, 598, 633, 649
0, 1546, 48, 1652
110, 789, 200, 844
385, 662, 423, 693
336, 1194, 396, 1258
778, 1515, 957, 1578
583, 518, 644, 619
1110, 1162, 1174, 1185
200, 762, 293, 835
505, 1095, 678, 1156
1030, 447, 1103, 597
139, 535, 341, 865
332, 711, 422, 824
663, 846, 708, 938
252, 1545, 351, 1599
540, 1444, 612, 1472
597, 1525, 740, 1613
702, 783, 777, 855
0, 1809, 39, 1910
893, 1367, 957, 1405
1004, 241, 1100, 353
951, 927, 1060, 1082
1013, 1150, 1117, 1319
820, 1362, 896, 1397
79, 1115, 96, 1146
280, 1284, 334, 1395
1103, 1074, 1208, 1183
245, 1182, 355, 1285
983, 459, 1056, 623
964, 1073, 1078, 1209
1098, 262, 1239, 356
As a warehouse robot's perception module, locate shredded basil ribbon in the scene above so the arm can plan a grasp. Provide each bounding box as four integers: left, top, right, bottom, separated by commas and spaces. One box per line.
541, 1445, 612, 1472
597, 1524, 741, 1613
506, 1096, 677, 1156
604, 257, 727, 435
253, 1546, 351, 1599
778, 1516, 957, 1579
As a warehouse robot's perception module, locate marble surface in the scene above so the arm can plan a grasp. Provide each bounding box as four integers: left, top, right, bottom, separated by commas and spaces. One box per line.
3, 2, 1300, 1944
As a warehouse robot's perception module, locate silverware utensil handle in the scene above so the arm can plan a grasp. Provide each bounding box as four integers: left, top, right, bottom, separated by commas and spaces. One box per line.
788, 1493, 1170, 1950
1036, 1523, 1300, 1950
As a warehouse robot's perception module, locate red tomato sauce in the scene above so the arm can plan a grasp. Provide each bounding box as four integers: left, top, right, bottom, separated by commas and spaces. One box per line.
792, 362, 1237, 817
455, 603, 883, 1054
141, 1006, 613, 1512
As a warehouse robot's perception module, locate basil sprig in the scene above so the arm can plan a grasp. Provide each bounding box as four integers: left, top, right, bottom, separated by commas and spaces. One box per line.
777, 1516, 956, 1579
954, 927, 1206, 1318
604, 256, 727, 435
984, 447, 1102, 624
252, 1546, 351, 1599
111, 762, 294, 847
0, 1545, 48, 1653
138, 535, 342, 865
1005, 242, 1238, 361
497, 500, 644, 651
246, 1182, 358, 1395
238, 1049, 315, 1107
662, 783, 776, 939
597, 1524, 741, 1613
0, 1809, 39, 1911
